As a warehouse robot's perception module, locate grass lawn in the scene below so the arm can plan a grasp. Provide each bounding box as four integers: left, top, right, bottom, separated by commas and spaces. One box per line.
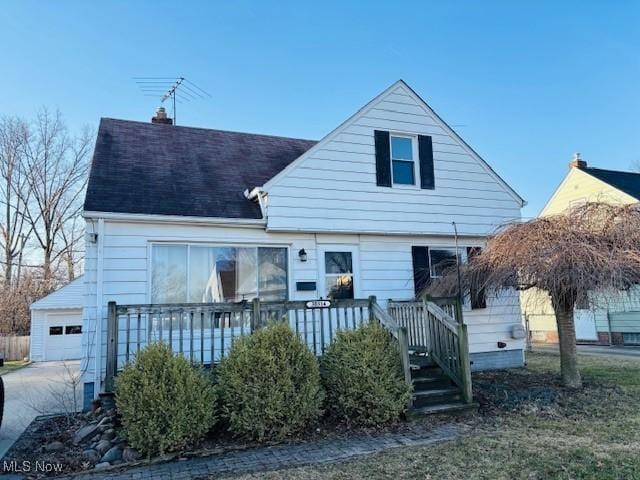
0, 360, 28, 376
224, 353, 640, 480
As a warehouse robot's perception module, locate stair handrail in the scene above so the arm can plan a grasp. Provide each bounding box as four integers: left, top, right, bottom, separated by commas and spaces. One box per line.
423, 298, 473, 404
424, 302, 458, 332
369, 298, 413, 402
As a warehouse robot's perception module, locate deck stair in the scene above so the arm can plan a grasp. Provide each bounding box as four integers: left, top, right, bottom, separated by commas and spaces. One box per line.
408, 347, 475, 415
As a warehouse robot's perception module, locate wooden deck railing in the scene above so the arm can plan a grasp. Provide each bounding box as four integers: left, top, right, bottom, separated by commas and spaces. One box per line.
387, 299, 473, 404
104, 295, 470, 405
105, 297, 373, 391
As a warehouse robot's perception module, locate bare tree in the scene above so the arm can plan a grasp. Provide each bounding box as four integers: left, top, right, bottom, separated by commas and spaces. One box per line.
20, 109, 91, 286
427, 203, 640, 388
0, 117, 32, 286
0, 268, 48, 335
58, 214, 84, 281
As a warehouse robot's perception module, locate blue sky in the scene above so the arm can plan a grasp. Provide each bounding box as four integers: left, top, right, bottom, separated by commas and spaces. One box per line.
1, 1, 638, 218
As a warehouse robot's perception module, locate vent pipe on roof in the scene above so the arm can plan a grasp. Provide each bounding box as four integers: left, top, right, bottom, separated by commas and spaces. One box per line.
151, 107, 173, 125
569, 152, 587, 170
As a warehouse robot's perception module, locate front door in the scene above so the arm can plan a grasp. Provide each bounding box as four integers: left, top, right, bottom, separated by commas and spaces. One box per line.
574, 309, 598, 341
318, 246, 360, 300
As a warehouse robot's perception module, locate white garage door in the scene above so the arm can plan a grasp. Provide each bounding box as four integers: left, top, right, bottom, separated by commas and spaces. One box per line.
45, 313, 83, 360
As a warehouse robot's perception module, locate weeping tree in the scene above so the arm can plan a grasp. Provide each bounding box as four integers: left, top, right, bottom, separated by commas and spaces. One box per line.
431, 203, 640, 388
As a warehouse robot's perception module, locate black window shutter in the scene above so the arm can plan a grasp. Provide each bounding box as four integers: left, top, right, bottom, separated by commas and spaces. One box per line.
418, 135, 435, 190
411, 246, 430, 296
374, 130, 392, 187
467, 247, 487, 309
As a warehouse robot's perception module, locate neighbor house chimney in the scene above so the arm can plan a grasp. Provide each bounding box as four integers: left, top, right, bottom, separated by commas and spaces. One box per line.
151, 106, 173, 125
568, 152, 587, 170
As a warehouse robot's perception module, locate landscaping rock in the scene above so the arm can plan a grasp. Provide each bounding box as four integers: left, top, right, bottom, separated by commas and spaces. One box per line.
101, 429, 116, 441
97, 416, 112, 427
94, 462, 111, 470
90, 434, 101, 443
73, 423, 100, 445
44, 441, 64, 452
100, 446, 123, 463
122, 447, 141, 463
95, 439, 112, 456
83, 449, 100, 462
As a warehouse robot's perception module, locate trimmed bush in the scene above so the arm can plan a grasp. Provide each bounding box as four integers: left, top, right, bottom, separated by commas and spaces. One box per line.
217, 322, 323, 441
115, 343, 216, 456
322, 321, 412, 426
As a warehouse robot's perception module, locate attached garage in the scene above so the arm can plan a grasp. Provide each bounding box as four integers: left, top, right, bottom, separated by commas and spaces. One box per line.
30, 276, 84, 361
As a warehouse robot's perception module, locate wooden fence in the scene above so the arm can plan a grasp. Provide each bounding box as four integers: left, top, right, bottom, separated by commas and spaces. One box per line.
0, 335, 30, 361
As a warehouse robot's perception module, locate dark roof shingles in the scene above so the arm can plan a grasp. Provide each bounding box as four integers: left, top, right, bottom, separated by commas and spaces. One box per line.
84, 118, 316, 219
583, 167, 640, 201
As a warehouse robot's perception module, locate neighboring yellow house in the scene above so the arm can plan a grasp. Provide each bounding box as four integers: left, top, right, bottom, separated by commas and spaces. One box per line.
524, 154, 640, 346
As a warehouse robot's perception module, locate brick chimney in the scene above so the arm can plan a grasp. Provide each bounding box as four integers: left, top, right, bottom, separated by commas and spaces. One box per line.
568, 152, 587, 170
151, 107, 173, 125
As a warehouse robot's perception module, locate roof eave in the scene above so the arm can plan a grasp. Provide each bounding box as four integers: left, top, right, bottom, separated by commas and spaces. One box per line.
82, 210, 267, 227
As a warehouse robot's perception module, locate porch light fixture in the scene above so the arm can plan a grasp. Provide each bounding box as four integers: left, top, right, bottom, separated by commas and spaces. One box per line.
298, 249, 308, 262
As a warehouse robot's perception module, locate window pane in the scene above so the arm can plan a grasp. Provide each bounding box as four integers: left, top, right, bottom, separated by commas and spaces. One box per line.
237, 248, 258, 300
429, 249, 459, 277
65, 325, 82, 335
391, 136, 413, 160
393, 160, 415, 185
258, 247, 288, 300
189, 246, 215, 302
49, 326, 63, 335
325, 252, 352, 274
325, 275, 354, 299
152, 245, 187, 303
189, 247, 258, 302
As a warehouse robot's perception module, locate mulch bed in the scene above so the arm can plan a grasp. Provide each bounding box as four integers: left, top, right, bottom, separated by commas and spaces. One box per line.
7, 366, 623, 479
472, 367, 626, 417
4, 407, 464, 479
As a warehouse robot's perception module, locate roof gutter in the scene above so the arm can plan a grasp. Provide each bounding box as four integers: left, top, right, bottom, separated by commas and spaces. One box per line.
82, 211, 266, 227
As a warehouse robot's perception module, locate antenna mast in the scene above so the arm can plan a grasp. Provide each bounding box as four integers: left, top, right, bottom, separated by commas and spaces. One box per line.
161, 77, 184, 125
133, 76, 211, 126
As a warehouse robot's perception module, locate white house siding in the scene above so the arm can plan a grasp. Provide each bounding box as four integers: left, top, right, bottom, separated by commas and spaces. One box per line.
525, 167, 640, 344
264, 82, 522, 236
81, 219, 525, 405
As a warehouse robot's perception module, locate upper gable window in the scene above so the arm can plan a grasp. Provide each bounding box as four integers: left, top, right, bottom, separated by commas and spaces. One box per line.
390, 135, 416, 185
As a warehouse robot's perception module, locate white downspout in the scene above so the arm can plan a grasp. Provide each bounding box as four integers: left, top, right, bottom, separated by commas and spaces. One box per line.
93, 218, 105, 396
245, 187, 267, 220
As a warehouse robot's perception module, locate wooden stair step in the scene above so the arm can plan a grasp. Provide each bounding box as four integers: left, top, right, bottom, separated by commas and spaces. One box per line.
412, 376, 452, 390
410, 365, 443, 377
410, 401, 477, 417
408, 346, 429, 355
409, 356, 436, 369
412, 387, 462, 408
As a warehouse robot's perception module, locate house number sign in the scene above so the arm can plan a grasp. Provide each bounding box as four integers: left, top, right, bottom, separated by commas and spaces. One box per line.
306, 300, 331, 309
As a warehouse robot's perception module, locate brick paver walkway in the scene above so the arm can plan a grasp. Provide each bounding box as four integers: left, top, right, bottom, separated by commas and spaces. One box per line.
60, 423, 463, 479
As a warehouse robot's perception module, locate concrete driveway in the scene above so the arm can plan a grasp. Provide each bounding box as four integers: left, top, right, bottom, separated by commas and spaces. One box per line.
0, 360, 81, 459
532, 343, 640, 360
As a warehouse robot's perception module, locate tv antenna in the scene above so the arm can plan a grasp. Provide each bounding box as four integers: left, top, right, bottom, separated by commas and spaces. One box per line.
133, 76, 211, 125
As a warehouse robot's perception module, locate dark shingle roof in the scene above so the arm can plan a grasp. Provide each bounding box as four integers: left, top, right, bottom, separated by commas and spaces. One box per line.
84, 118, 316, 219
583, 167, 640, 201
